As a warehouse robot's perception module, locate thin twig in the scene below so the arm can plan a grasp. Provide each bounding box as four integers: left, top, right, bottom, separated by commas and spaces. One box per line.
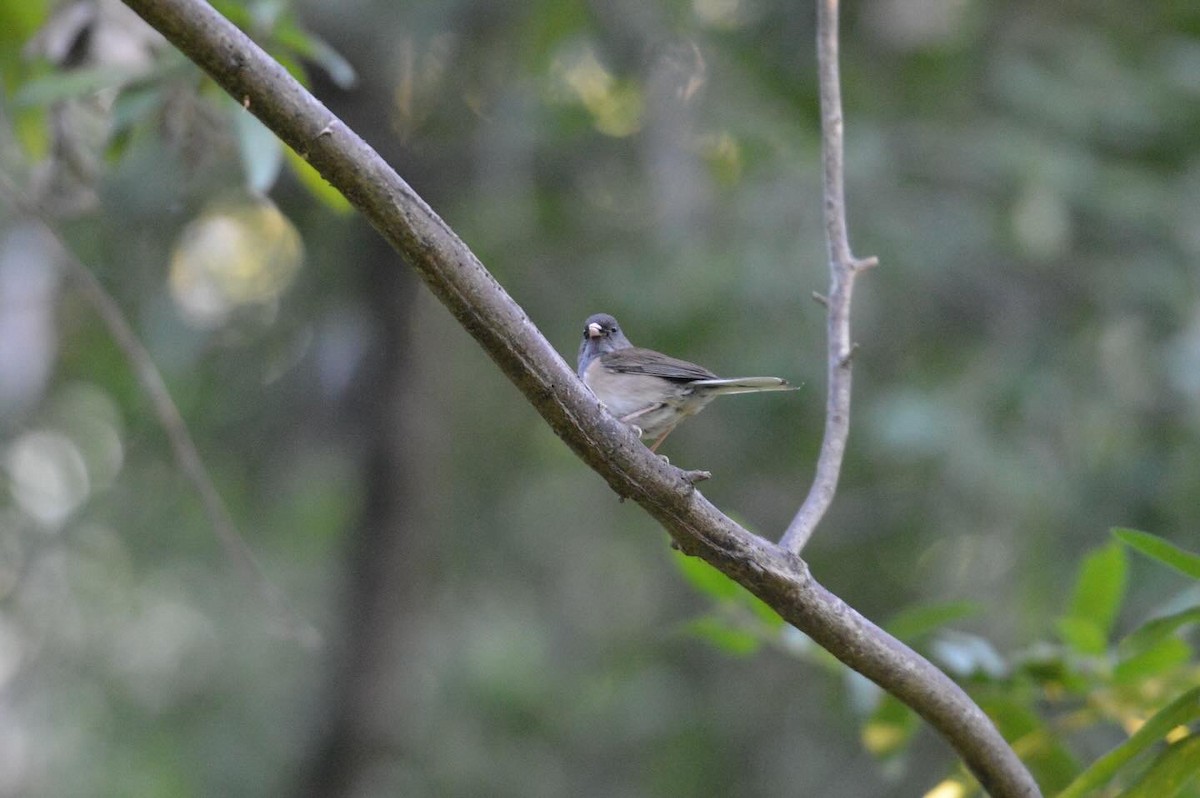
0, 178, 320, 648
778, 0, 875, 555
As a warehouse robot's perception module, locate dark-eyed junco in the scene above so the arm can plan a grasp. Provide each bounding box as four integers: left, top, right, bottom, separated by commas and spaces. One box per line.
577, 312, 795, 452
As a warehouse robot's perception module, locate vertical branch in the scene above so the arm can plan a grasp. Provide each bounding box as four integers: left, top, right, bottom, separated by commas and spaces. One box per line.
779, 0, 876, 554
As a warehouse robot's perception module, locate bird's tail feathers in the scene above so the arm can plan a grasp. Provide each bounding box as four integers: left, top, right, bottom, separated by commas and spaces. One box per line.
690, 376, 796, 394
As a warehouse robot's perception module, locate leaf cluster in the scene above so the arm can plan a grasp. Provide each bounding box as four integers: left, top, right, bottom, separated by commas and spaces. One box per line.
679, 528, 1200, 797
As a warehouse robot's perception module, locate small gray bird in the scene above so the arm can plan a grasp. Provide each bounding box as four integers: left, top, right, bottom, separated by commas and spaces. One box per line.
577, 312, 794, 452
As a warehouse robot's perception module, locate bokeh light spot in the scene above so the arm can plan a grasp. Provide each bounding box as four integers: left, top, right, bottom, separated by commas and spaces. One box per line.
169, 198, 303, 328
554, 46, 644, 137
5, 430, 90, 528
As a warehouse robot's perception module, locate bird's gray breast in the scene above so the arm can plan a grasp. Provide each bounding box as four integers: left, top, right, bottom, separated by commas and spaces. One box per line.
583, 356, 715, 438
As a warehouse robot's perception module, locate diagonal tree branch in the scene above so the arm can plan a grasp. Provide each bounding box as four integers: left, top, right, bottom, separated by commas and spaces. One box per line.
779, 0, 876, 555
117, 1, 1041, 795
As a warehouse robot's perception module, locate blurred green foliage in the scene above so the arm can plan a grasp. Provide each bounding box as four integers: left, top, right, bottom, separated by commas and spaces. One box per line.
682, 527, 1200, 795
1, 0, 1199, 797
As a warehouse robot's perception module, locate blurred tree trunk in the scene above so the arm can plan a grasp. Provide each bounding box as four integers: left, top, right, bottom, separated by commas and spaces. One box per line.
287, 11, 482, 794
293, 228, 421, 798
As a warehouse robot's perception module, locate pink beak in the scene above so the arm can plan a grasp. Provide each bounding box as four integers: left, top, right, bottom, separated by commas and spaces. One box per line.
587, 323, 603, 338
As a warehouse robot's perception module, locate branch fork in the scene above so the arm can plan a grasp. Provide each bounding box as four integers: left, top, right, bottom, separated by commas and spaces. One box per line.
115, 0, 1041, 793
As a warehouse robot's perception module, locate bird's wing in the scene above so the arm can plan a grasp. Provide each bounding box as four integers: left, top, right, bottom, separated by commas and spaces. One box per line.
599, 348, 719, 382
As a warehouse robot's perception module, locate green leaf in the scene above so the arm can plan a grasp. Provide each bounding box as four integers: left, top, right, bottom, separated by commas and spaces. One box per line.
232, 103, 284, 194
745, 593, 785, 630
110, 85, 164, 134
1114, 528, 1200, 581
884, 601, 982, 642
1113, 636, 1192, 685
975, 694, 1080, 793
1057, 541, 1127, 655
1120, 606, 1200, 656
208, 0, 254, 29
977, 694, 1043, 741
275, 20, 358, 89
673, 551, 742, 601
672, 553, 783, 633
1068, 541, 1128, 638
1056, 616, 1107, 657
14, 65, 147, 106
13, 104, 49, 160
0, 0, 48, 44
284, 148, 352, 214
525, 0, 589, 67
302, 35, 357, 88
1116, 735, 1200, 798
1057, 686, 1200, 798
682, 615, 760, 656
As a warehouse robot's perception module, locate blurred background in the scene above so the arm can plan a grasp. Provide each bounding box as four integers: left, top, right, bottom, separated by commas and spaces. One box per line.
1, 0, 1199, 795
